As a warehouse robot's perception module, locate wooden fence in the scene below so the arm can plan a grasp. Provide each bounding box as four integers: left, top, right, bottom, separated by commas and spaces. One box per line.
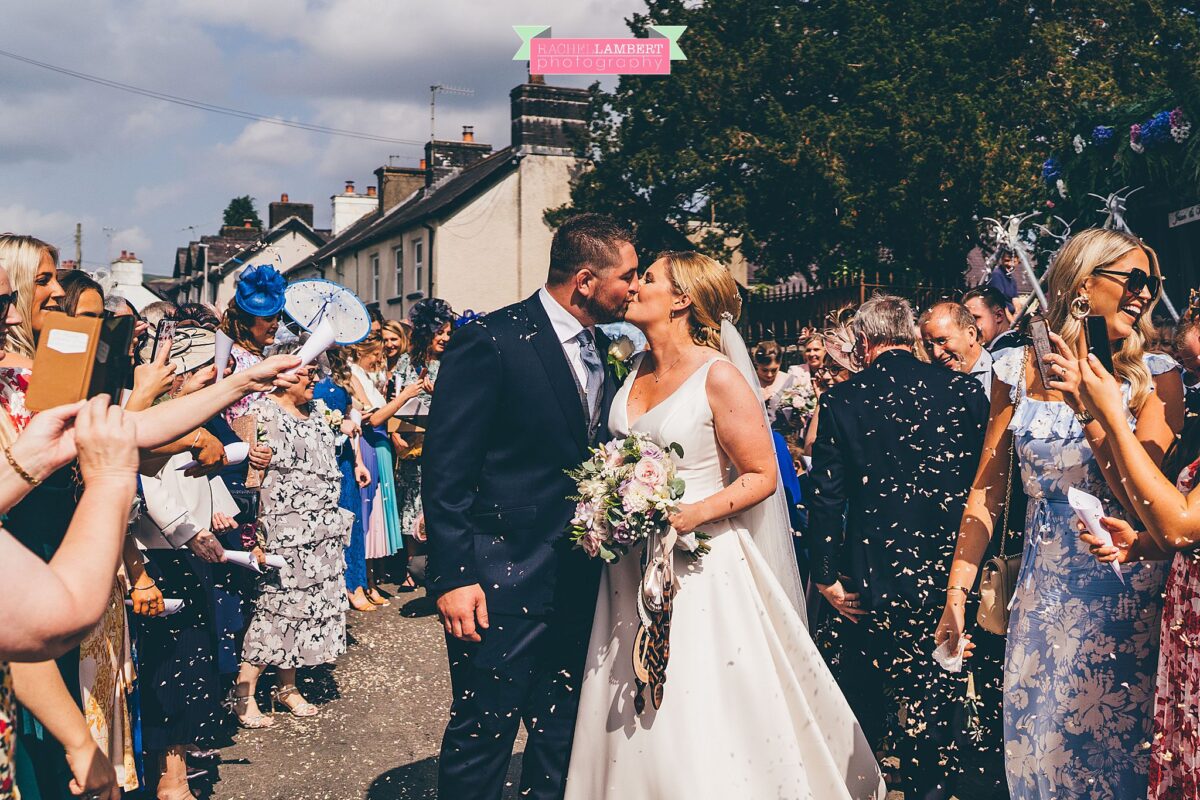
739, 272, 956, 344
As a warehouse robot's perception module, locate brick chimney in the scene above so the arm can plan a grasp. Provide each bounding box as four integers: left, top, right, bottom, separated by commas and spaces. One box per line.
374, 165, 425, 211
423, 127, 492, 186
510, 80, 589, 155
268, 192, 315, 229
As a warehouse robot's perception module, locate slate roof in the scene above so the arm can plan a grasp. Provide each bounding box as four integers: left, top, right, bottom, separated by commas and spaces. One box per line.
294, 146, 522, 274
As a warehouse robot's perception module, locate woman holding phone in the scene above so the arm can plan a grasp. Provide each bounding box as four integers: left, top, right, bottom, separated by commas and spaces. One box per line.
935, 228, 1182, 799
1072, 304, 1200, 799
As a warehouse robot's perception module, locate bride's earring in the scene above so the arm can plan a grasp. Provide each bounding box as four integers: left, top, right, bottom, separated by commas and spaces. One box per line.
1069, 294, 1091, 320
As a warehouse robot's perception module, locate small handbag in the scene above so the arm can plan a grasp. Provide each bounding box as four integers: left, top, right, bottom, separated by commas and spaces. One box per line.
976, 346, 1029, 635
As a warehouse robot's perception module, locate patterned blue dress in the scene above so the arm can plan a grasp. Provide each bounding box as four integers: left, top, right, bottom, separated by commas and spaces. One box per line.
995, 349, 1175, 798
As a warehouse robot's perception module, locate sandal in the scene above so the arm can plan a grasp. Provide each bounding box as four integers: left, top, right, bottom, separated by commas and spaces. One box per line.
272, 685, 319, 718
348, 589, 378, 612
366, 587, 390, 607
398, 574, 417, 593
229, 688, 274, 729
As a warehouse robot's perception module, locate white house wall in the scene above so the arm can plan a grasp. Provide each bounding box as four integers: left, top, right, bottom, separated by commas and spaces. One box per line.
214, 229, 321, 309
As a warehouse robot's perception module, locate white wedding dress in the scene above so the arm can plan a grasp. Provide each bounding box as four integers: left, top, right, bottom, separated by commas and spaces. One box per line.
564, 356, 885, 800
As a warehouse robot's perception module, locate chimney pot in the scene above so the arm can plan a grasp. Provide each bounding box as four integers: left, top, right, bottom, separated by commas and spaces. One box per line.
345, 180, 355, 194
244, 219, 253, 228
462, 125, 474, 143
419, 158, 426, 170
280, 193, 289, 202
120, 250, 127, 259
366, 186, 377, 197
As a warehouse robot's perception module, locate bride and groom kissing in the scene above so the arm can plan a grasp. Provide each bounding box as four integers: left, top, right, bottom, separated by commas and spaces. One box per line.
421, 213, 885, 800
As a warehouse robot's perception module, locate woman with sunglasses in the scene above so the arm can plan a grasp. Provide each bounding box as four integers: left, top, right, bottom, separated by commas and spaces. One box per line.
1069, 299, 1200, 799
936, 228, 1182, 799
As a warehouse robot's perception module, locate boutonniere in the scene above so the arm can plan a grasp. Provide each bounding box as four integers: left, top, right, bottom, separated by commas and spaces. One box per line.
606, 335, 637, 381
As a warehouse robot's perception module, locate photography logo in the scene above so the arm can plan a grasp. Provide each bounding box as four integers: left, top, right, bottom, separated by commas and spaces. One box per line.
513, 25, 686, 76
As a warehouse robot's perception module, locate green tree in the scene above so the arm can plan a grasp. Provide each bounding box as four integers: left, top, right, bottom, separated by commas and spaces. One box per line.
551, 0, 1200, 286
222, 195, 262, 229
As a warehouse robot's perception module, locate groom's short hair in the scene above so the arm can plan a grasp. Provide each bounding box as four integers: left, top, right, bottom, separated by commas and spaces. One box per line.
548, 213, 635, 285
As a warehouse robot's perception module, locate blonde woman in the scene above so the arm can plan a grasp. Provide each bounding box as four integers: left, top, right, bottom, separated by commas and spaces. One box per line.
935, 229, 1183, 799
566, 251, 883, 799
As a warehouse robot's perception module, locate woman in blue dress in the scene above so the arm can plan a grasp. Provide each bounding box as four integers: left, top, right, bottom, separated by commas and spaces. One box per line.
937, 228, 1183, 799
313, 346, 374, 613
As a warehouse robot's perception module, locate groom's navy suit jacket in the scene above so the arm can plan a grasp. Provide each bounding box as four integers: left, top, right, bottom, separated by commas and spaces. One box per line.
423, 293, 614, 619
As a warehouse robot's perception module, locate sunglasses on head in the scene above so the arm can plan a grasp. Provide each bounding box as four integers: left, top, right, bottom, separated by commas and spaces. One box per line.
1093, 267, 1162, 299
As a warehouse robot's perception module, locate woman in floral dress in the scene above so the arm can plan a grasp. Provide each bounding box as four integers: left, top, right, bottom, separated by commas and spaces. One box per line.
938, 229, 1182, 799
233, 364, 353, 724
1073, 308, 1200, 799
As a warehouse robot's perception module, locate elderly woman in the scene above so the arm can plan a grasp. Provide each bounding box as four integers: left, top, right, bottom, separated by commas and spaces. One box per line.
234, 361, 353, 724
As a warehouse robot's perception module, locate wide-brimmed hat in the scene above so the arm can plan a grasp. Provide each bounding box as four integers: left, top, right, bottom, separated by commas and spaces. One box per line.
234, 264, 287, 318
138, 325, 216, 373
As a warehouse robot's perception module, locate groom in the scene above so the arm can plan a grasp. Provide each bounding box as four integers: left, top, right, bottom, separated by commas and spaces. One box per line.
422, 213, 640, 800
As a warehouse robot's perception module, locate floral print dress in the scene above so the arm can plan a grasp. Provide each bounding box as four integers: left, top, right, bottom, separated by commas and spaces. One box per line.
995, 348, 1175, 799
393, 354, 438, 537
240, 398, 354, 668
1149, 456, 1200, 799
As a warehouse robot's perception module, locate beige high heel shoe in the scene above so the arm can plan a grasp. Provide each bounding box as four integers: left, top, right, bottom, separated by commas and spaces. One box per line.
272, 685, 319, 718
229, 688, 274, 729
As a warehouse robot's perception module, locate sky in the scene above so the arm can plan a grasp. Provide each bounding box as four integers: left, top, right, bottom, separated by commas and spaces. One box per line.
0, 0, 637, 276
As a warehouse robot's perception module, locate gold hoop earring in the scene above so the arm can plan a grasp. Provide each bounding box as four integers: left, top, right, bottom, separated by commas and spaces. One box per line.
1069, 295, 1091, 320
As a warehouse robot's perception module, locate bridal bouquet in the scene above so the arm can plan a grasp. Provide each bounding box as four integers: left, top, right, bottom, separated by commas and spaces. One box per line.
566, 432, 706, 563
778, 382, 817, 418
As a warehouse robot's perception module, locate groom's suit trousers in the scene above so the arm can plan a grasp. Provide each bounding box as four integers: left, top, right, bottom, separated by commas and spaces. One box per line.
439, 611, 591, 800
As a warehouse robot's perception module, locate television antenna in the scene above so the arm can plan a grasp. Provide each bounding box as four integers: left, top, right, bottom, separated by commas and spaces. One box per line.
429, 84, 474, 141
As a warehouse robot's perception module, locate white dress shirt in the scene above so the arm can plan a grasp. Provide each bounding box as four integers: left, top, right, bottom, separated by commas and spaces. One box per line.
967, 346, 995, 401
135, 451, 241, 550
538, 287, 595, 391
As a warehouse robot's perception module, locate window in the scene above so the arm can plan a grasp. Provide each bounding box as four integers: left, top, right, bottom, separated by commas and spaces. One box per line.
370, 253, 380, 302
413, 239, 424, 296
393, 245, 404, 297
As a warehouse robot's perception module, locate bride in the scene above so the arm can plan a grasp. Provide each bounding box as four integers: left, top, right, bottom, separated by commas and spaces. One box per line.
564, 252, 884, 799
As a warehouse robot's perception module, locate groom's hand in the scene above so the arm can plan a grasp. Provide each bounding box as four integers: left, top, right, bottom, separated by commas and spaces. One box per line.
437, 583, 489, 642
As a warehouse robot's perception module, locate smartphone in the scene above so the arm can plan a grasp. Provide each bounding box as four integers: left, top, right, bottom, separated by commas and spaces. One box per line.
151, 318, 177, 363
1085, 315, 1115, 374
1028, 315, 1055, 388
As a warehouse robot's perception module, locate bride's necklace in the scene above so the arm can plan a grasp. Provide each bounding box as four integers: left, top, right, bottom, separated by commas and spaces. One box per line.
651, 352, 685, 383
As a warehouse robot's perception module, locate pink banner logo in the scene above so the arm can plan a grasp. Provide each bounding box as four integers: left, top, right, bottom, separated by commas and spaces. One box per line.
513, 25, 686, 76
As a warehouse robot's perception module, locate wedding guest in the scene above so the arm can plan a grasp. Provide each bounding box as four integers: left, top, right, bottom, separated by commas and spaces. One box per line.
0, 233, 65, 371
937, 228, 1181, 799
382, 319, 408, 376
130, 327, 235, 797
963, 285, 1021, 353
220, 264, 287, 424
313, 347, 374, 613
787, 334, 825, 387
234, 363, 353, 724
920, 301, 994, 399
393, 300, 454, 588
1151, 319, 1178, 357
751, 339, 793, 418
56, 269, 105, 318
5, 397, 139, 800
809, 294, 988, 799
349, 335, 403, 604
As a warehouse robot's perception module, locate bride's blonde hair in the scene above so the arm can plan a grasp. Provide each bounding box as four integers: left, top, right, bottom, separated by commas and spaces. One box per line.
660, 251, 741, 350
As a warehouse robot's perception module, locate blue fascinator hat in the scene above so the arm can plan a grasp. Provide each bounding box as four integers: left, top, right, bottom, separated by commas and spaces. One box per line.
235, 264, 287, 318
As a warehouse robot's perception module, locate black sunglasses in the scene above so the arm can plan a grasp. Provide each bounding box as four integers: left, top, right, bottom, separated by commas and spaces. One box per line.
0, 291, 17, 318
1093, 267, 1162, 299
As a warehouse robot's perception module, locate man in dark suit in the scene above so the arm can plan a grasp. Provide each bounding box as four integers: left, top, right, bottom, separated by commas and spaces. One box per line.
808, 294, 988, 800
422, 214, 640, 800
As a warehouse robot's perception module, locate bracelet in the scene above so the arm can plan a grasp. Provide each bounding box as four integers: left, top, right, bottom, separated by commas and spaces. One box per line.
131, 580, 157, 593
946, 585, 971, 596
191, 430, 203, 448
4, 446, 41, 487
1075, 409, 1095, 426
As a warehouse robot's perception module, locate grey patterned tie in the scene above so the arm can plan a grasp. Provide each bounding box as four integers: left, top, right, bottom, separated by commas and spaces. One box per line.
576, 328, 603, 421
